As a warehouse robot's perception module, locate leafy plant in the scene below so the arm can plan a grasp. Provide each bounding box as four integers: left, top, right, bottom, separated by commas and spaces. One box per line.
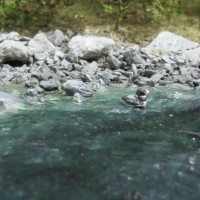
99, 0, 131, 31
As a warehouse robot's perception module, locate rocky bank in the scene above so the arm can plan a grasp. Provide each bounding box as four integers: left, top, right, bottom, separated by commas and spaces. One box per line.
0, 30, 200, 101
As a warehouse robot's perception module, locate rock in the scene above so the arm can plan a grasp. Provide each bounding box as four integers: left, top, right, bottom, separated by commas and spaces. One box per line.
62, 79, 93, 97
26, 88, 38, 96
66, 28, 75, 38
122, 47, 143, 66
28, 33, 55, 60
0, 32, 20, 42
60, 59, 73, 71
143, 31, 199, 54
68, 35, 115, 61
82, 61, 98, 75
0, 100, 6, 111
97, 70, 111, 85
25, 78, 39, 88
183, 47, 200, 67
106, 54, 122, 70
131, 64, 138, 75
47, 29, 66, 46
178, 75, 193, 84
40, 80, 60, 91
73, 93, 85, 103
142, 70, 156, 78
151, 73, 163, 83
0, 40, 29, 64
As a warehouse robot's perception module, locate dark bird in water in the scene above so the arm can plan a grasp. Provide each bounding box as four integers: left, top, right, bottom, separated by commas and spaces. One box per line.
122, 88, 149, 108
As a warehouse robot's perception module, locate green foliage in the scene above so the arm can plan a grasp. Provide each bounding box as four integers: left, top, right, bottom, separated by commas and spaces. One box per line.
98, 0, 131, 30
146, 0, 186, 21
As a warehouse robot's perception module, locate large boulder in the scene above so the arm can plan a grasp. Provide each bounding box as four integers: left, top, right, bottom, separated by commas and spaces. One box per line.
68, 35, 115, 61
62, 80, 93, 97
28, 33, 55, 60
143, 31, 199, 54
0, 40, 29, 64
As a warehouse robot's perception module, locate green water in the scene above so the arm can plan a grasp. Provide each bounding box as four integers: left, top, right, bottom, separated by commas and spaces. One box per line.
0, 85, 200, 200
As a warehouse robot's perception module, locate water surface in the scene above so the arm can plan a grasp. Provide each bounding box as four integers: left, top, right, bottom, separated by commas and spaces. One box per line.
0, 85, 200, 200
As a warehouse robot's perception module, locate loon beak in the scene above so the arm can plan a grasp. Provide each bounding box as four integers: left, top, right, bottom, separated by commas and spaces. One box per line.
145, 90, 150, 95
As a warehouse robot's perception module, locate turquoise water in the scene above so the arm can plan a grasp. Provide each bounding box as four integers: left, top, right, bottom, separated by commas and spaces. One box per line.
0, 85, 200, 200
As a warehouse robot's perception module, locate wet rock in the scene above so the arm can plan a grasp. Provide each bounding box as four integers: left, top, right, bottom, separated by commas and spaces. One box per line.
40, 80, 60, 91
68, 35, 115, 61
106, 54, 122, 70
0, 40, 29, 64
73, 93, 85, 103
28, 33, 55, 60
62, 79, 93, 97
26, 88, 38, 96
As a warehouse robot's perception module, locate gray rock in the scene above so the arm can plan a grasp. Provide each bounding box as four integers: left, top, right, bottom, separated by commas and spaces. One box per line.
66, 28, 75, 38
0, 40, 29, 64
25, 78, 39, 88
106, 54, 122, 70
47, 29, 66, 46
143, 31, 199, 54
28, 33, 55, 60
122, 48, 143, 66
97, 70, 111, 85
142, 70, 156, 78
73, 93, 85, 103
62, 80, 93, 97
82, 61, 98, 75
81, 73, 93, 82
178, 75, 193, 84
40, 80, 60, 91
26, 88, 38, 96
183, 47, 200, 67
151, 73, 163, 83
0, 32, 20, 42
131, 64, 138, 75
68, 35, 115, 61
61, 59, 73, 71
35, 86, 44, 94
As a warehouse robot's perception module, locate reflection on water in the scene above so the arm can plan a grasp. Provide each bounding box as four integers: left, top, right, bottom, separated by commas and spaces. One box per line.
0, 85, 200, 200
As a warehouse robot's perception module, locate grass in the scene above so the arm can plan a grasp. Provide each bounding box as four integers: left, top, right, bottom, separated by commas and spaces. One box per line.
0, 0, 200, 44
